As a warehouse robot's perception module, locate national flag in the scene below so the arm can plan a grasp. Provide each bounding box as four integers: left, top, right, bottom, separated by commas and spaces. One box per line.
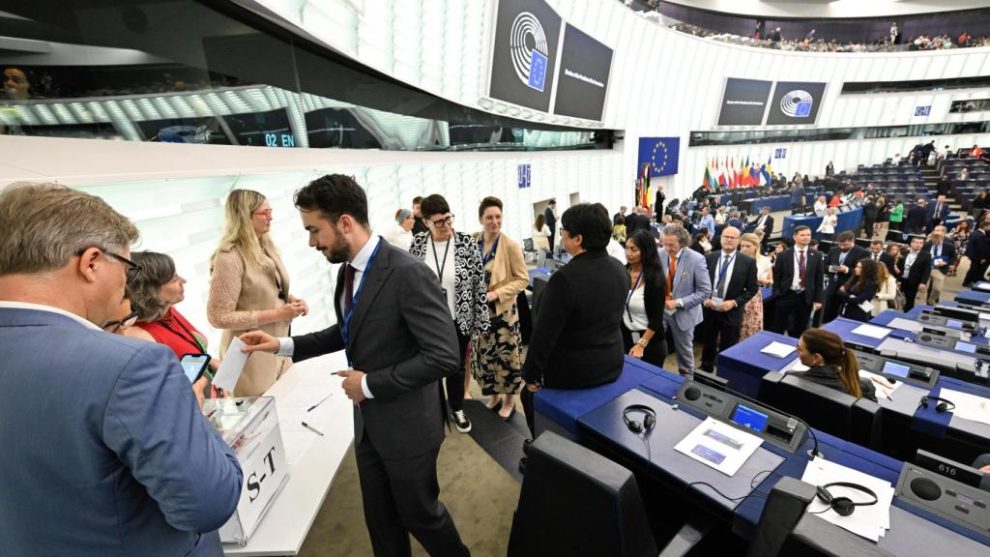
640, 163, 652, 208
760, 159, 772, 185
718, 158, 728, 189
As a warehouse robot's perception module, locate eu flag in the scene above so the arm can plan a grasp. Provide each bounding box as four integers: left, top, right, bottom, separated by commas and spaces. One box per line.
637, 137, 680, 177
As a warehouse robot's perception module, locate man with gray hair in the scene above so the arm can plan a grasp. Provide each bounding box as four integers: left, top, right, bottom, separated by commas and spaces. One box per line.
660, 224, 712, 377
0, 183, 242, 556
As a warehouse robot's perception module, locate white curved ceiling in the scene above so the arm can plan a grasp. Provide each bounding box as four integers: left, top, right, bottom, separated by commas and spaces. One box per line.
661, 0, 990, 19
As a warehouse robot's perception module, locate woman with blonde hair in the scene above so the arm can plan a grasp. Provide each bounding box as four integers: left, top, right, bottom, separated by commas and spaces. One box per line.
738, 233, 771, 339
208, 189, 307, 396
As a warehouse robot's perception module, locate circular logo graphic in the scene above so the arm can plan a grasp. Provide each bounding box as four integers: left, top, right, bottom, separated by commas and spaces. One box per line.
510, 12, 549, 89
780, 90, 814, 118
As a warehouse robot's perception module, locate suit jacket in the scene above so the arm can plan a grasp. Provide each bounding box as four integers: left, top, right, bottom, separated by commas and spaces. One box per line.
0, 306, 242, 557
924, 240, 956, 271
896, 250, 932, 289
967, 229, 990, 262
704, 251, 759, 324
291, 238, 460, 460
772, 247, 825, 305
865, 251, 896, 274
660, 247, 712, 331
475, 232, 529, 317
905, 205, 927, 230
625, 213, 651, 235
544, 207, 557, 234
523, 250, 627, 389
752, 214, 774, 237
926, 202, 950, 223
790, 186, 805, 205
825, 245, 869, 293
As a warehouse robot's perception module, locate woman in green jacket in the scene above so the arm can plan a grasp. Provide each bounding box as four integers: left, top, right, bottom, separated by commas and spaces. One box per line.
888, 200, 905, 231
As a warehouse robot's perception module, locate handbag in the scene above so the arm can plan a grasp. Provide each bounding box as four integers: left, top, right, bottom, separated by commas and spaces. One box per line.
893, 290, 906, 311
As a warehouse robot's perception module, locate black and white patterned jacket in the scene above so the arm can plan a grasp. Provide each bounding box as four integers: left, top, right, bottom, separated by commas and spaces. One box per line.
410, 231, 491, 336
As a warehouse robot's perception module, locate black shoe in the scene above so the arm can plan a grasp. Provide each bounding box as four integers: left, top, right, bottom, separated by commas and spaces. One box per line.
450, 410, 472, 433
518, 456, 527, 474
523, 438, 534, 455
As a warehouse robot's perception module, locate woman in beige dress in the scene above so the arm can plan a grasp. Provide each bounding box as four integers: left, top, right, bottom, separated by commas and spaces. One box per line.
208, 189, 307, 396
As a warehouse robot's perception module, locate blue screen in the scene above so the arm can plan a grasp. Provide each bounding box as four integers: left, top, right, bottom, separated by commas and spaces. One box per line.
882, 361, 910, 378
947, 319, 964, 328
955, 341, 977, 354
180, 355, 209, 382
731, 404, 769, 432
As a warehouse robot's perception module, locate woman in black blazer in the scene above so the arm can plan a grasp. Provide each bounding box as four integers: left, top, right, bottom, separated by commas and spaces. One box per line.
837, 259, 880, 322
621, 230, 668, 367
796, 328, 877, 402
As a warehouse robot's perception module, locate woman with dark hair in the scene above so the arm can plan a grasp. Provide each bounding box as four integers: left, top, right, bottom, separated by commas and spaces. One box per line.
532, 212, 551, 254
621, 230, 667, 367
796, 328, 877, 401
837, 259, 879, 322
409, 194, 490, 433
950, 219, 972, 274
691, 229, 712, 254
472, 196, 529, 420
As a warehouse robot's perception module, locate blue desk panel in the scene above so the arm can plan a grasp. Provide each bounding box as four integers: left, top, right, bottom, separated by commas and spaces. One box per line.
717, 331, 797, 398
782, 207, 863, 239
957, 290, 990, 306
822, 317, 900, 348
871, 307, 990, 346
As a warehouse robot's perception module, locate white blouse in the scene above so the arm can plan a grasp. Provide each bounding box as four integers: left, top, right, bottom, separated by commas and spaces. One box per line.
623, 282, 650, 332
818, 214, 837, 234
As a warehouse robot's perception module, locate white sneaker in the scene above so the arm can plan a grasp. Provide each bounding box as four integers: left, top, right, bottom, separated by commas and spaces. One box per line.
451, 410, 472, 433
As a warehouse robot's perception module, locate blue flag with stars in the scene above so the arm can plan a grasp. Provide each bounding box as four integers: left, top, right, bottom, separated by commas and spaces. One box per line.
637, 137, 680, 177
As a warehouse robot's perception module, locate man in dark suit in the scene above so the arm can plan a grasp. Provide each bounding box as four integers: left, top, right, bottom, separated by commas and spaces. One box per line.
242, 175, 469, 557
926, 194, 951, 233
925, 227, 955, 304
867, 240, 895, 274
822, 231, 869, 324
964, 220, 990, 287
544, 199, 558, 255
904, 197, 928, 234
655, 186, 666, 221
895, 235, 932, 312
699, 227, 759, 372
771, 225, 825, 338
625, 206, 651, 236
751, 206, 774, 251
790, 182, 806, 210
613, 205, 627, 226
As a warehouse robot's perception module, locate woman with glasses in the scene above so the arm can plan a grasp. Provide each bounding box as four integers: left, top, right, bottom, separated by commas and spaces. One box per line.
208, 189, 307, 396
473, 196, 529, 421
409, 194, 490, 433
102, 298, 137, 335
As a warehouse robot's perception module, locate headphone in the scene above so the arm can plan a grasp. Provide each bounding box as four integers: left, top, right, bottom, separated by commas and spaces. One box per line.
623, 404, 656, 435
919, 395, 956, 413
815, 482, 879, 517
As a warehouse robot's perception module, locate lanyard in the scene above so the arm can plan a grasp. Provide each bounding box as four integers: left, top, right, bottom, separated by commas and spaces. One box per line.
431, 237, 452, 284
625, 270, 644, 321
342, 239, 383, 365
480, 235, 500, 267
158, 313, 206, 354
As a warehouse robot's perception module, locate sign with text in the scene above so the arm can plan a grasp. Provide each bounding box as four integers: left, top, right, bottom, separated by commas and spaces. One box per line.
552, 23, 613, 121
717, 78, 773, 126
517, 163, 531, 188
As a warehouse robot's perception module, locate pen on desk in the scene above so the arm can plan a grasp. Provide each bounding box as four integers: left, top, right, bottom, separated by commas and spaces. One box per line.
301, 421, 325, 437
307, 394, 332, 412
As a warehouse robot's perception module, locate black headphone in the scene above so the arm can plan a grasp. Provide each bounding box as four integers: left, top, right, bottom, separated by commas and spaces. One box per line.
623, 404, 656, 435
920, 395, 956, 413
815, 482, 879, 517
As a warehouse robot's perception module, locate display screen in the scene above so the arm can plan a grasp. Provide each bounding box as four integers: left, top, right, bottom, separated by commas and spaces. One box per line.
552, 23, 613, 121
731, 404, 769, 432
947, 319, 964, 328
882, 361, 910, 378
180, 355, 210, 383
717, 78, 773, 126
764, 81, 827, 125
955, 341, 977, 354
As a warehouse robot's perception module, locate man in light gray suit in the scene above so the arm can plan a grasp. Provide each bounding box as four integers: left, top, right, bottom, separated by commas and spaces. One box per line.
660, 225, 712, 377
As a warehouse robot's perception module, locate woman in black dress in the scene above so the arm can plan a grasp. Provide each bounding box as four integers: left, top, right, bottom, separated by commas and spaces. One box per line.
621, 230, 668, 368
796, 328, 877, 401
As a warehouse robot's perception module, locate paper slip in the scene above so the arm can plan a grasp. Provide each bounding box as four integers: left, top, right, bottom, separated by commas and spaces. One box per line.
939, 388, 990, 426
887, 317, 923, 334
760, 341, 796, 358
801, 457, 895, 542
212, 337, 249, 392
674, 417, 763, 477
851, 324, 891, 340
784, 359, 809, 373
859, 370, 901, 401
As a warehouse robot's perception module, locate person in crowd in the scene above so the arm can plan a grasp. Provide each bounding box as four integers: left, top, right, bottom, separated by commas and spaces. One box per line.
771, 226, 824, 338
888, 198, 905, 231
825, 161, 834, 177
925, 228, 955, 304
817, 207, 838, 239
383, 208, 415, 251
409, 195, 490, 434
655, 186, 666, 221
959, 167, 971, 181
949, 219, 972, 274
964, 219, 990, 287
895, 235, 932, 312
813, 195, 828, 214
531, 212, 552, 256
866, 239, 896, 274
698, 206, 715, 237
752, 206, 774, 251
240, 174, 470, 557
871, 260, 898, 316
875, 195, 890, 239
2, 66, 30, 100
699, 227, 758, 372
837, 259, 879, 322
790, 181, 806, 210
207, 189, 306, 396
411, 195, 429, 235
822, 231, 868, 323
727, 210, 744, 230
904, 197, 928, 234
625, 205, 651, 236
522, 203, 627, 431
692, 228, 713, 254
862, 196, 879, 239
972, 191, 989, 212
613, 206, 628, 226
612, 215, 627, 244
544, 199, 558, 255
473, 196, 529, 421
0, 183, 242, 556
739, 233, 772, 339
970, 144, 983, 159
714, 206, 728, 226
125, 251, 219, 404
795, 329, 877, 402
926, 194, 950, 233
102, 295, 138, 335
621, 230, 667, 368
936, 173, 952, 197
660, 225, 712, 377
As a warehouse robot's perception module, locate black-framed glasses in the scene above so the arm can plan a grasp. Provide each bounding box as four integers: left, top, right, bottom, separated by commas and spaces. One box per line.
430, 215, 454, 228
76, 247, 143, 281
103, 311, 138, 333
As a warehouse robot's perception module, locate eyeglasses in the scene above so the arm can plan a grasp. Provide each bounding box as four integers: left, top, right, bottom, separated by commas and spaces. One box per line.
253, 209, 273, 218
76, 247, 143, 281
103, 311, 138, 333
430, 215, 454, 228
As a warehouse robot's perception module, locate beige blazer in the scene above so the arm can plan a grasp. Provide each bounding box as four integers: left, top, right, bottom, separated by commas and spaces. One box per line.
479, 233, 529, 316
207, 244, 292, 396
871, 275, 898, 316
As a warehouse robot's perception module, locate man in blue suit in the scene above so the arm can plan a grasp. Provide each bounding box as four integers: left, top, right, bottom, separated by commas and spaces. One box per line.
660, 225, 712, 377
0, 183, 242, 557
925, 194, 951, 233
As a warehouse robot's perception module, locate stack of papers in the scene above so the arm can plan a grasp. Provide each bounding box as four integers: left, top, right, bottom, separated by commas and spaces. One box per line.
939, 388, 990, 426
674, 417, 763, 477
761, 341, 796, 358
851, 324, 891, 340
887, 317, 923, 334
859, 370, 902, 401
801, 457, 895, 542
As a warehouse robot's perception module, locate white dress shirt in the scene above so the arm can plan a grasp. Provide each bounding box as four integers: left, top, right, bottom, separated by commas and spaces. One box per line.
791, 247, 809, 291
712, 250, 737, 300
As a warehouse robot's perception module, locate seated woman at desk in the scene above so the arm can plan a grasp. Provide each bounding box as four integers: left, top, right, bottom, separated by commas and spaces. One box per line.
795, 328, 877, 402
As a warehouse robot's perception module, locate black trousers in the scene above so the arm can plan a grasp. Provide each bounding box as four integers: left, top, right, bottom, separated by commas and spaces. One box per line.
771, 291, 814, 338
620, 325, 668, 369
442, 331, 469, 413
356, 433, 469, 557
964, 260, 989, 286
902, 283, 920, 312
699, 310, 742, 372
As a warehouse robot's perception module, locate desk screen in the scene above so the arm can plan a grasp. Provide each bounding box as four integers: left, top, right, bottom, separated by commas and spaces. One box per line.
731, 404, 769, 433
947, 319, 964, 328
882, 361, 910, 378
955, 341, 977, 354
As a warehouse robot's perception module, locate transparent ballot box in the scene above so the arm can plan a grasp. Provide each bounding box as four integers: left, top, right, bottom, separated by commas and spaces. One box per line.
205, 396, 289, 545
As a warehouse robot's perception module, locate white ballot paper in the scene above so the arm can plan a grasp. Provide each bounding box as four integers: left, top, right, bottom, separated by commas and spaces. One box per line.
887, 317, 923, 334
674, 417, 763, 477
783, 359, 810, 373
939, 388, 990, 426
801, 457, 895, 542
760, 341, 795, 358
859, 370, 901, 401
212, 337, 249, 392
851, 324, 890, 340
